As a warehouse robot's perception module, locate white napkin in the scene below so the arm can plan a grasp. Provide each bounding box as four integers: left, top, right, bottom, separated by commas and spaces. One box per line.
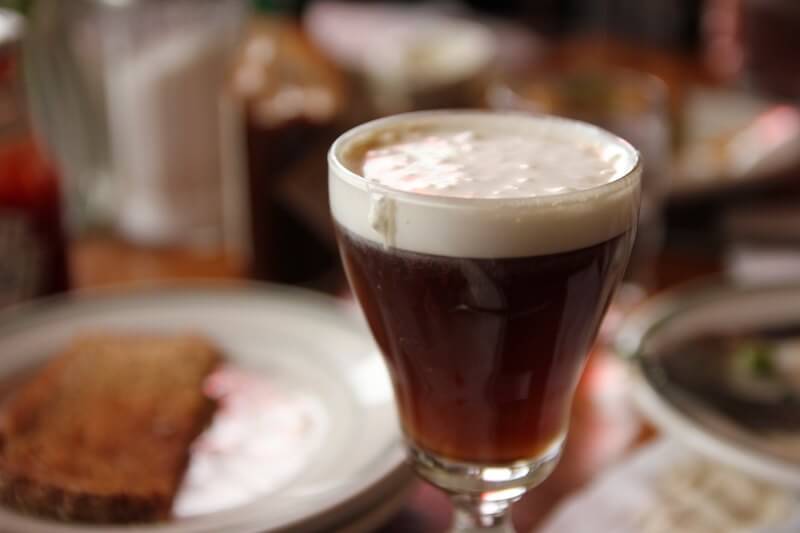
538, 439, 799, 533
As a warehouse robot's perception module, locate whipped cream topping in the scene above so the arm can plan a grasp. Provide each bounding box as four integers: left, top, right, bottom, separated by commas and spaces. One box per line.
330, 112, 641, 258
350, 127, 625, 199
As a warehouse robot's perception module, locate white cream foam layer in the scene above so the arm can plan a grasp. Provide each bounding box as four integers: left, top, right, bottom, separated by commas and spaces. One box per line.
352, 120, 625, 199
330, 111, 641, 258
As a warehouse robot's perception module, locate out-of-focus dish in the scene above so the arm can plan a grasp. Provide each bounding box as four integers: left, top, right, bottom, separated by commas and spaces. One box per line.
0, 284, 411, 532
615, 282, 800, 489
672, 89, 800, 198
304, 2, 495, 113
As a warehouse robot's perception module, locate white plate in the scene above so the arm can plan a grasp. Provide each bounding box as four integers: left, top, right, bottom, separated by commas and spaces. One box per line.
0, 284, 411, 532
614, 282, 800, 490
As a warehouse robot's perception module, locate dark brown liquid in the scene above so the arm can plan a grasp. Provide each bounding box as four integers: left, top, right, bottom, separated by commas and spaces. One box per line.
338, 226, 632, 463
742, 0, 800, 99
245, 115, 340, 287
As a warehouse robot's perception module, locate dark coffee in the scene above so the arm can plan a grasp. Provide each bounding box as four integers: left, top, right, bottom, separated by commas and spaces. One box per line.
337, 226, 633, 464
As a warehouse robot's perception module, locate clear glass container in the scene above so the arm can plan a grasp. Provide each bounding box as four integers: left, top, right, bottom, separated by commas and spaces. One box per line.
25, 0, 247, 255
330, 111, 641, 532
0, 8, 69, 308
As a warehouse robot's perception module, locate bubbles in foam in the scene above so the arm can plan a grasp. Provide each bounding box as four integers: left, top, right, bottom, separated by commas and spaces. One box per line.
330, 112, 641, 258
348, 125, 626, 200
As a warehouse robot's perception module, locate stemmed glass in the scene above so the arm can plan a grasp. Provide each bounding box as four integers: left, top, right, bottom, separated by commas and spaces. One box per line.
328, 111, 641, 532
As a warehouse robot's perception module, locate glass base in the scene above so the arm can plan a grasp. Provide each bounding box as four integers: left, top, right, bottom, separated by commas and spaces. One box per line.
449, 506, 515, 533
407, 439, 563, 496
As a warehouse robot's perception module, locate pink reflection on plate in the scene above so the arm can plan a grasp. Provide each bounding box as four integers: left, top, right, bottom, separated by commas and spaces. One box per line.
173, 365, 329, 516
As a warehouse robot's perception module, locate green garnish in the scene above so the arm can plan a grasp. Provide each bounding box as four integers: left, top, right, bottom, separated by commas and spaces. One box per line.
735, 342, 776, 378
0, 0, 31, 15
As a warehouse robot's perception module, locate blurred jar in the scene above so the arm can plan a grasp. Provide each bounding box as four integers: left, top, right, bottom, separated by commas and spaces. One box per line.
234, 8, 347, 288
25, 0, 248, 262
703, 0, 743, 82
489, 69, 672, 289
0, 9, 69, 309
705, 0, 800, 100
567, 0, 700, 51
740, 0, 800, 100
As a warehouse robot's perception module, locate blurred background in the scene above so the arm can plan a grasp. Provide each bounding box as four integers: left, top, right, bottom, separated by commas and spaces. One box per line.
2, 0, 800, 531
2, 0, 799, 300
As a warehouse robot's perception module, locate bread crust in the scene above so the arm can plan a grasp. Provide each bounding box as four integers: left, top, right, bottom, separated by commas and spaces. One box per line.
0, 334, 220, 523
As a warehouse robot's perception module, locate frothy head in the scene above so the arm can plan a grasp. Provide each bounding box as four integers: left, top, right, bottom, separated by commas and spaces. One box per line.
341, 117, 632, 199
330, 111, 641, 258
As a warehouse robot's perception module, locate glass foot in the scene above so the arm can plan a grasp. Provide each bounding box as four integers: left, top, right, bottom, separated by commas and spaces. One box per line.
408, 441, 564, 532
408, 440, 563, 495
449, 504, 515, 533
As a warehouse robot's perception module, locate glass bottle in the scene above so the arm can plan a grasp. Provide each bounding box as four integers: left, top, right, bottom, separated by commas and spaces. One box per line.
0, 8, 69, 309
235, 1, 346, 288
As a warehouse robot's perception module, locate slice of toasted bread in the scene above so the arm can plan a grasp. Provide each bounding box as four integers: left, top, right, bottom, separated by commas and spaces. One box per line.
0, 333, 220, 523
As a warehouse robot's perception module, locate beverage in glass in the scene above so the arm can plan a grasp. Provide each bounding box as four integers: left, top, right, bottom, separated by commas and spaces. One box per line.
329, 111, 640, 531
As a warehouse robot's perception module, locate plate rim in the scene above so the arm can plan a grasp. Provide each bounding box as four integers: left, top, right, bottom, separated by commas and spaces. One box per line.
613, 279, 800, 489
0, 282, 409, 533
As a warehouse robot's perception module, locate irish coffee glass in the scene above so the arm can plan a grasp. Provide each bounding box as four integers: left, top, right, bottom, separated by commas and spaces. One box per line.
329, 111, 641, 532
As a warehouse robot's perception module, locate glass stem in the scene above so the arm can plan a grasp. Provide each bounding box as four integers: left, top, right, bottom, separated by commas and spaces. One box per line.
449, 494, 516, 533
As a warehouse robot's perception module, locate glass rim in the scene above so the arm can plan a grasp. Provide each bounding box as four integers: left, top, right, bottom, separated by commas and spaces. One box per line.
328, 109, 642, 209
